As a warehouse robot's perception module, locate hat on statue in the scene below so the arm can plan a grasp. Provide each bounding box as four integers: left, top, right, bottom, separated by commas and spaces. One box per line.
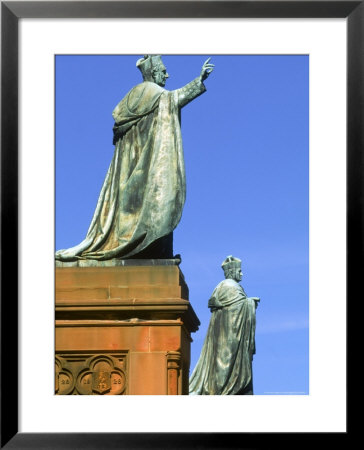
136, 55, 165, 81
221, 255, 242, 273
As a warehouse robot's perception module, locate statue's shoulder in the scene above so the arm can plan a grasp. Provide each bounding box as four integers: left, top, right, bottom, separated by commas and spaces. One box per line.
219, 279, 240, 289
212, 279, 246, 308
214, 278, 239, 294
130, 81, 165, 97
113, 82, 165, 122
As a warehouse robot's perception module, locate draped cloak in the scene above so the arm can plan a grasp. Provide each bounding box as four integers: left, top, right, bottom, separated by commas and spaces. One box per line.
189, 279, 257, 395
55, 78, 206, 261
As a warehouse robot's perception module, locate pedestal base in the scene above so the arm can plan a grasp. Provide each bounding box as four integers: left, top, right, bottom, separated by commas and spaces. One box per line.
55, 260, 200, 395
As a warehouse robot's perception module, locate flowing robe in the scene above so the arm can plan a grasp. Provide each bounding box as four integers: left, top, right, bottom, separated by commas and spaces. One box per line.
189, 279, 257, 395
56, 78, 206, 261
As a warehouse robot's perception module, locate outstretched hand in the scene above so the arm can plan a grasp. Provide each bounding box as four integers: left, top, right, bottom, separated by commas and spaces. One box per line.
200, 57, 215, 82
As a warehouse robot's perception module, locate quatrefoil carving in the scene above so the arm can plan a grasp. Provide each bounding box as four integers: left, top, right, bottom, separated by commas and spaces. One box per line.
76, 355, 126, 395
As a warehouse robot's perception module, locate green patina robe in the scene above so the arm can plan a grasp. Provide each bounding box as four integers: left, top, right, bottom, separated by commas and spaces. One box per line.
56, 78, 205, 261
189, 279, 257, 395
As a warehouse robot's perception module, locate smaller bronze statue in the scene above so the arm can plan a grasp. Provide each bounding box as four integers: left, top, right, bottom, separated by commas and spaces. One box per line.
189, 256, 260, 395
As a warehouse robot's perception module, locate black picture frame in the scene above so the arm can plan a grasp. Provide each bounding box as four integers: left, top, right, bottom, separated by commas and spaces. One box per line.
1, 1, 356, 448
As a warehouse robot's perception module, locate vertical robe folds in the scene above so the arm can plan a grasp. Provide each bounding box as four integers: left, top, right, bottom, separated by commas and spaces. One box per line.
189, 279, 257, 395
56, 79, 206, 261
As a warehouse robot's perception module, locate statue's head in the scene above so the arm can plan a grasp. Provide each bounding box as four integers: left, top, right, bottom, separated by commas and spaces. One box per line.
136, 55, 169, 87
221, 255, 243, 282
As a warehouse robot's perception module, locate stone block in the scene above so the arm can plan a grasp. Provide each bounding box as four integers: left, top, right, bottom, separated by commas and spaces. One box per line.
55, 262, 200, 395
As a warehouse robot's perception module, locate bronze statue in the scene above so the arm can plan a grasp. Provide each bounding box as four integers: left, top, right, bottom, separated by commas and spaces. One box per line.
189, 256, 260, 395
56, 55, 214, 261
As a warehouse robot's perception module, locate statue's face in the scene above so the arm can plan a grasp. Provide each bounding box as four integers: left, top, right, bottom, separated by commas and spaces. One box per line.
153, 65, 169, 87
225, 266, 243, 282
235, 267, 243, 282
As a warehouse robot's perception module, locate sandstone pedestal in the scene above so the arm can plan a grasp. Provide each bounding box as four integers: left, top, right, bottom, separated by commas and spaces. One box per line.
55, 259, 199, 395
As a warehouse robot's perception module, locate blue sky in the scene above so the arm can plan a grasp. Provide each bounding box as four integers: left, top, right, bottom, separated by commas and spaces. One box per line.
56, 55, 309, 395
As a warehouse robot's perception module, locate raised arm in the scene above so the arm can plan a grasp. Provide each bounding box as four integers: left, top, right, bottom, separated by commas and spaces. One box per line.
174, 57, 215, 108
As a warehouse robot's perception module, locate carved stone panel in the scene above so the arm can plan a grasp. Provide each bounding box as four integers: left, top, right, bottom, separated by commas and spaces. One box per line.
55, 356, 75, 395
55, 352, 127, 395
76, 355, 126, 395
